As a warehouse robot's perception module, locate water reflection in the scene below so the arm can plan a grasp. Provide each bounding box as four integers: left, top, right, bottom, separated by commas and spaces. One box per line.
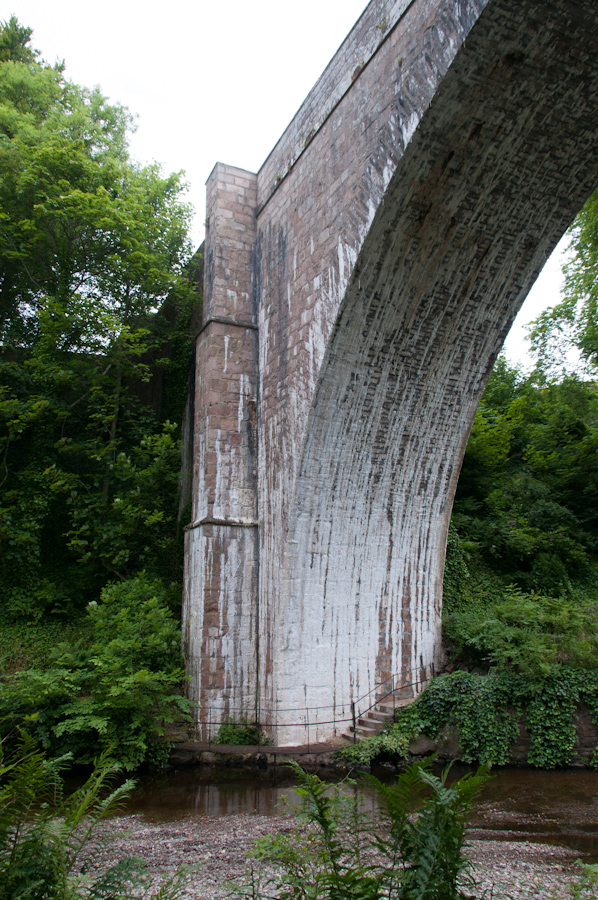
460, 764, 598, 857
124, 764, 598, 860
128, 767, 304, 821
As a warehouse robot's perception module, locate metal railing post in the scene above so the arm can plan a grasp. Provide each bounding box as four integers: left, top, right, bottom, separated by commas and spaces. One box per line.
193, 662, 433, 754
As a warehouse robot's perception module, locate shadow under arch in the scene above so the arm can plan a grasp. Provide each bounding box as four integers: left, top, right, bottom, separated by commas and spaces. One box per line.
273, 0, 598, 738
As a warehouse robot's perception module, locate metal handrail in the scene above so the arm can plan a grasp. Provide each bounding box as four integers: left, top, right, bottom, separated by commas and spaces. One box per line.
350, 662, 435, 743
191, 661, 435, 745
352, 661, 435, 710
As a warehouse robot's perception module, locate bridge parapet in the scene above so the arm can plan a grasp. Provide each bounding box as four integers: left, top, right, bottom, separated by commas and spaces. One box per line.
258, 0, 416, 211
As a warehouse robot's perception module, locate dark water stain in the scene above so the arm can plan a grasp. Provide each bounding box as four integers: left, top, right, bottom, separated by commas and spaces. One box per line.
119, 763, 598, 861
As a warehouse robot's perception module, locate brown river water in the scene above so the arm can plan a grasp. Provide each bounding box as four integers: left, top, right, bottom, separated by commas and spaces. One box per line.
115, 764, 598, 861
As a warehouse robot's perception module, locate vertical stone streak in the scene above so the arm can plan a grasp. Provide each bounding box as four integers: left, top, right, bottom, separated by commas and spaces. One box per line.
185, 0, 598, 746
255, 0, 598, 744
183, 165, 259, 738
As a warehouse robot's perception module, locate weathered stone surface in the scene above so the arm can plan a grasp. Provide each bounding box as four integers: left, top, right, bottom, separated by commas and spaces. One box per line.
184, 0, 598, 744
183, 165, 259, 739
168, 749, 196, 767
409, 735, 439, 756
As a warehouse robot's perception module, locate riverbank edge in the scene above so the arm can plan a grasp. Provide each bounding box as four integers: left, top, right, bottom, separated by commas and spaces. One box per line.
166, 699, 598, 771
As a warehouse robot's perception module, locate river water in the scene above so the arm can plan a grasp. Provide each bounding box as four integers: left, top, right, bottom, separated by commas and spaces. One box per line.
122, 764, 598, 861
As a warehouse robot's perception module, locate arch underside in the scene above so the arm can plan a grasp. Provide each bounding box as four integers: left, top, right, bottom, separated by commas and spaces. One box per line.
271, 0, 598, 742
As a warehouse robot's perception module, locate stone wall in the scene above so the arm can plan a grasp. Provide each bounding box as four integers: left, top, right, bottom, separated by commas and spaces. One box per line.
183, 165, 259, 730
410, 705, 598, 768
185, 0, 598, 743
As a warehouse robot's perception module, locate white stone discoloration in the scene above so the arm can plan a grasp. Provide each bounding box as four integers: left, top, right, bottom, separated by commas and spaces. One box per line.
256, 0, 493, 743
183, 164, 258, 739
183, 524, 258, 733
186, 0, 598, 745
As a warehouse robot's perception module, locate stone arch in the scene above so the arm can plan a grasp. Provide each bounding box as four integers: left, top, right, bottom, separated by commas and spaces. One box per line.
268, 0, 598, 742
185, 0, 598, 745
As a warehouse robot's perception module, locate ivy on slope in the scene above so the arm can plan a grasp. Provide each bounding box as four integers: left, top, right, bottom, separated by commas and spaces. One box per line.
338, 670, 598, 769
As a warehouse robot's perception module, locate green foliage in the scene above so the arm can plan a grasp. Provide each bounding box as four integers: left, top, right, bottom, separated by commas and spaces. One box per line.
215, 718, 267, 746
0, 736, 195, 899
529, 189, 598, 376
0, 575, 191, 769
51, 423, 184, 587
234, 759, 490, 900
443, 526, 471, 611
339, 671, 598, 770
571, 863, 598, 899
0, 16, 36, 63
0, 621, 86, 672
414, 673, 524, 767
445, 576, 598, 676
445, 356, 598, 693
452, 360, 598, 600
337, 703, 426, 767
0, 17, 197, 620
336, 728, 413, 767
525, 670, 581, 768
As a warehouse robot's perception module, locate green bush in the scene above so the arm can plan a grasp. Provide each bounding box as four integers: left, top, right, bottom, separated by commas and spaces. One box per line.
234, 759, 490, 900
443, 567, 598, 676
0, 574, 191, 769
0, 734, 193, 899
215, 718, 267, 746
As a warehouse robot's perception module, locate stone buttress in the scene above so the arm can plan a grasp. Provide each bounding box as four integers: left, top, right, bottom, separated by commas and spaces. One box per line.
182, 164, 258, 738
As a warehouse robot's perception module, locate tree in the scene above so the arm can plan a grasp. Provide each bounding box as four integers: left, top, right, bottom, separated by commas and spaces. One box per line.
0, 19, 197, 619
452, 357, 598, 594
529, 190, 598, 375
0, 16, 36, 63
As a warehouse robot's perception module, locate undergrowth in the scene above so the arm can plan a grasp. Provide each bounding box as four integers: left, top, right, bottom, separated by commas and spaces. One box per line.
233, 759, 491, 900
0, 622, 88, 674
0, 735, 195, 899
215, 718, 268, 746
0, 574, 191, 770
337, 669, 598, 769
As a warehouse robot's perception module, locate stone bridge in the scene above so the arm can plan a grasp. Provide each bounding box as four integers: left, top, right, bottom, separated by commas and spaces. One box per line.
183, 0, 598, 745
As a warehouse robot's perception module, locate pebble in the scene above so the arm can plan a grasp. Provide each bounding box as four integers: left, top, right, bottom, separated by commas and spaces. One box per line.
87, 814, 585, 899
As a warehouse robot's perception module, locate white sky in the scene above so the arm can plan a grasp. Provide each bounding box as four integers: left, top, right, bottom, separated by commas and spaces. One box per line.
6, 0, 572, 365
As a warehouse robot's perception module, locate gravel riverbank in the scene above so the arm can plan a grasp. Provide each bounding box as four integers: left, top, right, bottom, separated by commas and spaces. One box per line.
91, 812, 584, 899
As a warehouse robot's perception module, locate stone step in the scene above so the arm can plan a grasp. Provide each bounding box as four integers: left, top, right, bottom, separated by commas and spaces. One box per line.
356, 723, 383, 736
366, 710, 389, 723
377, 697, 413, 714
342, 691, 425, 745
357, 716, 385, 729
347, 694, 422, 741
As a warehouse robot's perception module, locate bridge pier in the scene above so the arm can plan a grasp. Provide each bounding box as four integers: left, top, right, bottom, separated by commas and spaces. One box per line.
184, 0, 598, 746
183, 164, 259, 740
